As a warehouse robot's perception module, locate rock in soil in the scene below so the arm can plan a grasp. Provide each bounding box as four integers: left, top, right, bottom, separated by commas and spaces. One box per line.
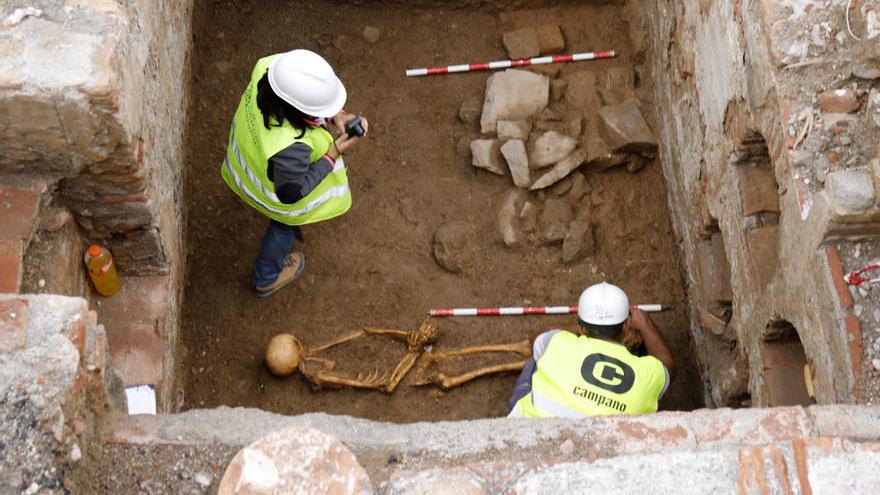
497, 189, 528, 247
565, 70, 599, 111
598, 100, 657, 153
497, 120, 532, 141
433, 221, 476, 273
550, 176, 572, 196
818, 89, 862, 113
540, 197, 573, 245
531, 148, 587, 190
470, 139, 506, 175
501, 139, 531, 188
219, 427, 372, 495
459, 97, 483, 125
535, 24, 565, 54
530, 131, 578, 168
562, 216, 594, 264
520, 201, 538, 232
503, 27, 541, 59
825, 169, 876, 214
627, 156, 650, 174
481, 69, 549, 134
362, 25, 381, 43
567, 171, 591, 202
602, 67, 635, 90
550, 79, 568, 102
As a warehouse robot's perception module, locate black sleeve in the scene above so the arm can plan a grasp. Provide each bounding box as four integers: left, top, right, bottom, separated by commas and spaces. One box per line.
268, 142, 333, 204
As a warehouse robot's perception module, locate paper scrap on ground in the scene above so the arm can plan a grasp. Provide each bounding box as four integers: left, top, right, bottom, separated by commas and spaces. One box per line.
125, 385, 157, 415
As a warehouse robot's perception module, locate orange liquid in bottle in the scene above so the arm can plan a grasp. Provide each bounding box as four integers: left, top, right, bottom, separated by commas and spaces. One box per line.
84, 244, 121, 296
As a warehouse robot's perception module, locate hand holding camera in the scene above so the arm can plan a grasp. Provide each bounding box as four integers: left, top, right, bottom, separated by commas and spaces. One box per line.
329, 114, 368, 159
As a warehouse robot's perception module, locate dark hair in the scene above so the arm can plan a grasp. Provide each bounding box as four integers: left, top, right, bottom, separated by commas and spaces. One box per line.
578, 318, 624, 339
256, 72, 312, 138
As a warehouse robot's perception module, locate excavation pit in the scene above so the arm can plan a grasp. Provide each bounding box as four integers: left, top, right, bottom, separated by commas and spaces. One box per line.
178, 0, 703, 421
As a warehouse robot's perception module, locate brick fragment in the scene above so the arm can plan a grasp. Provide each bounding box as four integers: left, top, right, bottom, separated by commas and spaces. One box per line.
819, 89, 862, 113
535, 24, 565, 54
0, 239, 23, 293
844, 315, 863, 380
94, 275, 171, 325
502, 28, 540, 60
0, 186, 40, 240
825, 246, 853, 309
746, 225, 779, 290
739, 166, 779, 216
0, 297, 28, 351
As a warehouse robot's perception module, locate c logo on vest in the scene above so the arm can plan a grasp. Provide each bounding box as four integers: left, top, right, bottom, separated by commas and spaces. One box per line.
580, 353, 635, 394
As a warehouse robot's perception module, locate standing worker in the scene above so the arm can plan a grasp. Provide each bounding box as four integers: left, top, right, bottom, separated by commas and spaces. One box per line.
508, 282, 676, 417
221, 49, 368, 297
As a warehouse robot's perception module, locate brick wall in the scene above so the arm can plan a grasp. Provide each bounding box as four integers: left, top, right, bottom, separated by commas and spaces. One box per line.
641, 0, 878, 406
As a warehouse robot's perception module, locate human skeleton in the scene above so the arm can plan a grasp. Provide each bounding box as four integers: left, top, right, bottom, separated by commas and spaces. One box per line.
281, 320, 643, 392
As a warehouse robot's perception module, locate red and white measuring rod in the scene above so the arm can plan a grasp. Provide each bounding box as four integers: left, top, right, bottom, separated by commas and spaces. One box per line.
405, 50, 617, 77
428, 304, 668, 317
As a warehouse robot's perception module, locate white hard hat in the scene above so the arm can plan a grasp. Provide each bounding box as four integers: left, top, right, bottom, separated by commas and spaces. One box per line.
578, 282, 630, 325
268, 49, 347, 118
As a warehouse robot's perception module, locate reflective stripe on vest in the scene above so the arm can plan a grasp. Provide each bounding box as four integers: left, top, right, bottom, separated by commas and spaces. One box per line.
221, 53, 352, 226
531, 390, 587, 418
223, 154, 349, 217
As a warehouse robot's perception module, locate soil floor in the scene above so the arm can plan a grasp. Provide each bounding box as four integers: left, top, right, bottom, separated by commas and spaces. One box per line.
180, 0, 704, 422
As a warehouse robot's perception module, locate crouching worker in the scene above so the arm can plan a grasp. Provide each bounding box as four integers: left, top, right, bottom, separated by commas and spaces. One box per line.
221, 49, 368, 297
508, 282, 676, 417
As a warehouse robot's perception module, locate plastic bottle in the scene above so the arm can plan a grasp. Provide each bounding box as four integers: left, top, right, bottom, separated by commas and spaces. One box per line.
84, 244, 121, 296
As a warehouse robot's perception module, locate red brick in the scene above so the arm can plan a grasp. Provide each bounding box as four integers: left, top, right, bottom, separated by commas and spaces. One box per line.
0, 186, 39, 240
762, 340, 808, 369
765, 366, 812, 407
819, 89, 862, 113
746, 225, 780, 290
844, 315, 863, 379
739, 166, 780, 216
825, 246, 853, 309
791, 438, 814, 495
0, 297, 28, 351
105, 321, 162, 386
94, 275, 170, 325
737, 445, 794, 495
0, 239, 23, 293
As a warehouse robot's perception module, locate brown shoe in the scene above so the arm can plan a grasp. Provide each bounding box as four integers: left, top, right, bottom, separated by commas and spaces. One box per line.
254, 252, 305, 298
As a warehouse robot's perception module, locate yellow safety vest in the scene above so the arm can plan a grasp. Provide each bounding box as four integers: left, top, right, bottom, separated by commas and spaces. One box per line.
221, 54, 352, 226
513, 331, 667, 417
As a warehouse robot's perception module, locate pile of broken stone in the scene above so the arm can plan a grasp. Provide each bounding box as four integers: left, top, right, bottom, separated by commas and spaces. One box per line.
456, 24, 658, 266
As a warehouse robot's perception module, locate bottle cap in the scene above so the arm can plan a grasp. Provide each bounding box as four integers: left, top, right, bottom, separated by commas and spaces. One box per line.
87, 244, 102, 257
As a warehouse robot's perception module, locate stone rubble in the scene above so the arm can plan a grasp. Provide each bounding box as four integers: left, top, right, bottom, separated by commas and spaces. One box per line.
500, 139, 531, 188
470, 139, 506, 175
432, 221, 476, 274
598, 100, 658, 153
218, 427, 372, 495
497, 120, 532, 141
480, 69, 549, 134
530, 131, 578, 168
496, 189, 527, 247
531, 149, 587, 190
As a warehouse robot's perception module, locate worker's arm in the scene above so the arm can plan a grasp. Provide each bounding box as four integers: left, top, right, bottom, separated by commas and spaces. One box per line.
629, 307, 676, 382
268, 142, 333, 204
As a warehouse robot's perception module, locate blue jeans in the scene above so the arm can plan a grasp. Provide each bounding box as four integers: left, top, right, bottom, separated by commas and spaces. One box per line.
508, 358, 537, 413
252, 220, 296, 287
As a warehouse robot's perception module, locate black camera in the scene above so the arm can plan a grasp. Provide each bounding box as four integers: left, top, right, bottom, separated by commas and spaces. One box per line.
345, 116, 365, 138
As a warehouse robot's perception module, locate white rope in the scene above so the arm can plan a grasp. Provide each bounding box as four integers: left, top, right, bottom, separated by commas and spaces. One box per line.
846, 0, 863, 41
